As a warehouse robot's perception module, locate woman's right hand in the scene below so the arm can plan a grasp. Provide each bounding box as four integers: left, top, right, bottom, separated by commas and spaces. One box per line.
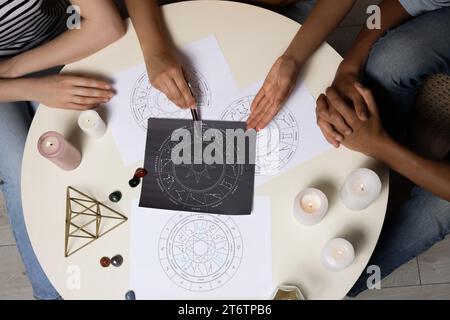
28, 74, 115, 110
145, 53, 196, 109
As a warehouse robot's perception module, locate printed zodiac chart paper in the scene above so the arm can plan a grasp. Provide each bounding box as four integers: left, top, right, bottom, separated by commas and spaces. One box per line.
139, 118, 256, 215
107, 36, 238, 166
130, 197, 273, 299
211, 80, 332, 186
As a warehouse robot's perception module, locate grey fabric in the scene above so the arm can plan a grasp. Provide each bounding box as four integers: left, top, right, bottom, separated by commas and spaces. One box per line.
399, 0, 450, 16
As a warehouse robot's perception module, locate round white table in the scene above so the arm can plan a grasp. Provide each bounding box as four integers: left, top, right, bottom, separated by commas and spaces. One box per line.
22, 1, 389, 300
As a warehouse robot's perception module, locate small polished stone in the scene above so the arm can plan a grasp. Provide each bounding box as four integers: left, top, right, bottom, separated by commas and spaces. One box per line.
134, 168, 148, 179
111, 254, 123, 267
100, 256, 111, 268
129, 178, 141, 188
109, 191, 122, 203
125, 290, 136, 300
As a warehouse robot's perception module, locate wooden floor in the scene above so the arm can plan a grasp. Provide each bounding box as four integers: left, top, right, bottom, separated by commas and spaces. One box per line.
1, 0, 449, 300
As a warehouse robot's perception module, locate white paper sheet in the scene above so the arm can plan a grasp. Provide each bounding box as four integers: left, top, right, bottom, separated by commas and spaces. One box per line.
205, 80, 332, 186
130, 197, 273, 300
107, 36, 238, 166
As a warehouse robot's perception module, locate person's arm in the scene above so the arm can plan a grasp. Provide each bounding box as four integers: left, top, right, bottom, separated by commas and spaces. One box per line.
0, 75, 115, 110
246, 0, 357, 131
338, 0, 411, 80
374, 134, 450, 201
318, 83, 450, 201
124, 0, 195, 109
0, 0, 125, 78
318, 0, 412, 148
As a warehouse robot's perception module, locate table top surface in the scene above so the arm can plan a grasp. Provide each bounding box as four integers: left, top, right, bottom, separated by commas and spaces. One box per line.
21, 1, 389, 300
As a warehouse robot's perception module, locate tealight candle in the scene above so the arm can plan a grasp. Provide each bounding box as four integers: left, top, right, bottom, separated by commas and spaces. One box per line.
322, 238, 355, 271
37, 131, 82, 171
78, 110, 107, 139
293, 188, 328, 226
340, 168, 382, 211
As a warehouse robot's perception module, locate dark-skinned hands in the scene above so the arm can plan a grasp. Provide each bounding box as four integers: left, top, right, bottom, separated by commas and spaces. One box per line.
316, 82, 387, 157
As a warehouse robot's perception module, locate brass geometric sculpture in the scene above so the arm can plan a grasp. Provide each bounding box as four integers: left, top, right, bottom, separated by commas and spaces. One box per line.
65, 186, 128, 257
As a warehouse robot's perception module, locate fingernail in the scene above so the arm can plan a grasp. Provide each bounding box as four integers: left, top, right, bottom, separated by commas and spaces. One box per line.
355, 82, 363, 88
345, 130, 352, 135
335, 135, 343, 142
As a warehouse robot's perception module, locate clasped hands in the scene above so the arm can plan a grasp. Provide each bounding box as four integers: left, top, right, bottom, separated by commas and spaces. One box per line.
316, 75, 387, 157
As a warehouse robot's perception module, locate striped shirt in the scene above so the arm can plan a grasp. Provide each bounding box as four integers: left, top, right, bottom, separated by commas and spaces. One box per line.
0, 0, 70, 57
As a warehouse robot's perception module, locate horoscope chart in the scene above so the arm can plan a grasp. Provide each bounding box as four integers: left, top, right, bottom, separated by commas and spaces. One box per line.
221, 96, 300, 175
158, 212, 243, 291
130, 68, 212, 130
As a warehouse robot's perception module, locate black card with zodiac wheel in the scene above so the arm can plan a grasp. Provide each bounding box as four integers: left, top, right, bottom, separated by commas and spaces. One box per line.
139, 118, 256, 215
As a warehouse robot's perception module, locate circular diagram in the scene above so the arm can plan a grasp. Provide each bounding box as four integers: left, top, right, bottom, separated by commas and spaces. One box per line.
130, 68, 212, 130
221, 96, 300, 175
159, 213, 243, 292
156, 123, 244, 209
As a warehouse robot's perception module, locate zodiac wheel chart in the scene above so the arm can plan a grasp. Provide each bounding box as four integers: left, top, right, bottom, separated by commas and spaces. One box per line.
159, 212, 243, 292
130, 67, 212, 130
221, 96, 300, 175
156, 123, 244, 210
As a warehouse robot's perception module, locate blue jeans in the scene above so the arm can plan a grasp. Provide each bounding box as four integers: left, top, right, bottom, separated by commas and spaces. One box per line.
348, 7, 450, 296
0, 69, 61, 300
365, 7, 450, 138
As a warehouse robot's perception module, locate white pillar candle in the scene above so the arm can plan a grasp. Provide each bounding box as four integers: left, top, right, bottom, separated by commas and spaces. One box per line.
340, 168, 382, 211
78, 110, 107, 139
293, 188, 328, 226
322, 238, 355, 271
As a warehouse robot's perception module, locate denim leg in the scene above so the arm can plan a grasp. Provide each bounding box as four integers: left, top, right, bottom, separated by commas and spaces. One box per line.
0, 102, 59, 300
365, 7, 450, 138
277, 0, 317, 24
348, 187, 450, 296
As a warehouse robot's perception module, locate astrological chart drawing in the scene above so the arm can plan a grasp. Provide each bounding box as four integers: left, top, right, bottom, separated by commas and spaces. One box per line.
156, 125, 243, 210
130, 67, 212, 130
158, 212, 243, 292
221, 96, 300, 175
140, 118, 255, 215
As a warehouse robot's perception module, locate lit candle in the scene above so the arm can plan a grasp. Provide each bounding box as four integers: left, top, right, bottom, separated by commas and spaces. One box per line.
37, 131, 82, 171
340, 168, 382, 211
322, 238, 355, 271
293, 188, 328, 226
78, 110, 107, 139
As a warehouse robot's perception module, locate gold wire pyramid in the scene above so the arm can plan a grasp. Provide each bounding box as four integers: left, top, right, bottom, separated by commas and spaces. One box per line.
65, 187, 128, 257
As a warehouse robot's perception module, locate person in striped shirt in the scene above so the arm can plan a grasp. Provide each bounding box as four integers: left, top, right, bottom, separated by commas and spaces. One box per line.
0, 0, 125, 300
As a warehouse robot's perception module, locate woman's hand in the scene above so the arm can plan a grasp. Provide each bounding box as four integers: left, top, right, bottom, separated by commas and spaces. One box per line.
317, 83, 388, 157
247, 55, 300, 131
28, 74, 115, 110
316, 62, 369, 147
146, 53, 196, 109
